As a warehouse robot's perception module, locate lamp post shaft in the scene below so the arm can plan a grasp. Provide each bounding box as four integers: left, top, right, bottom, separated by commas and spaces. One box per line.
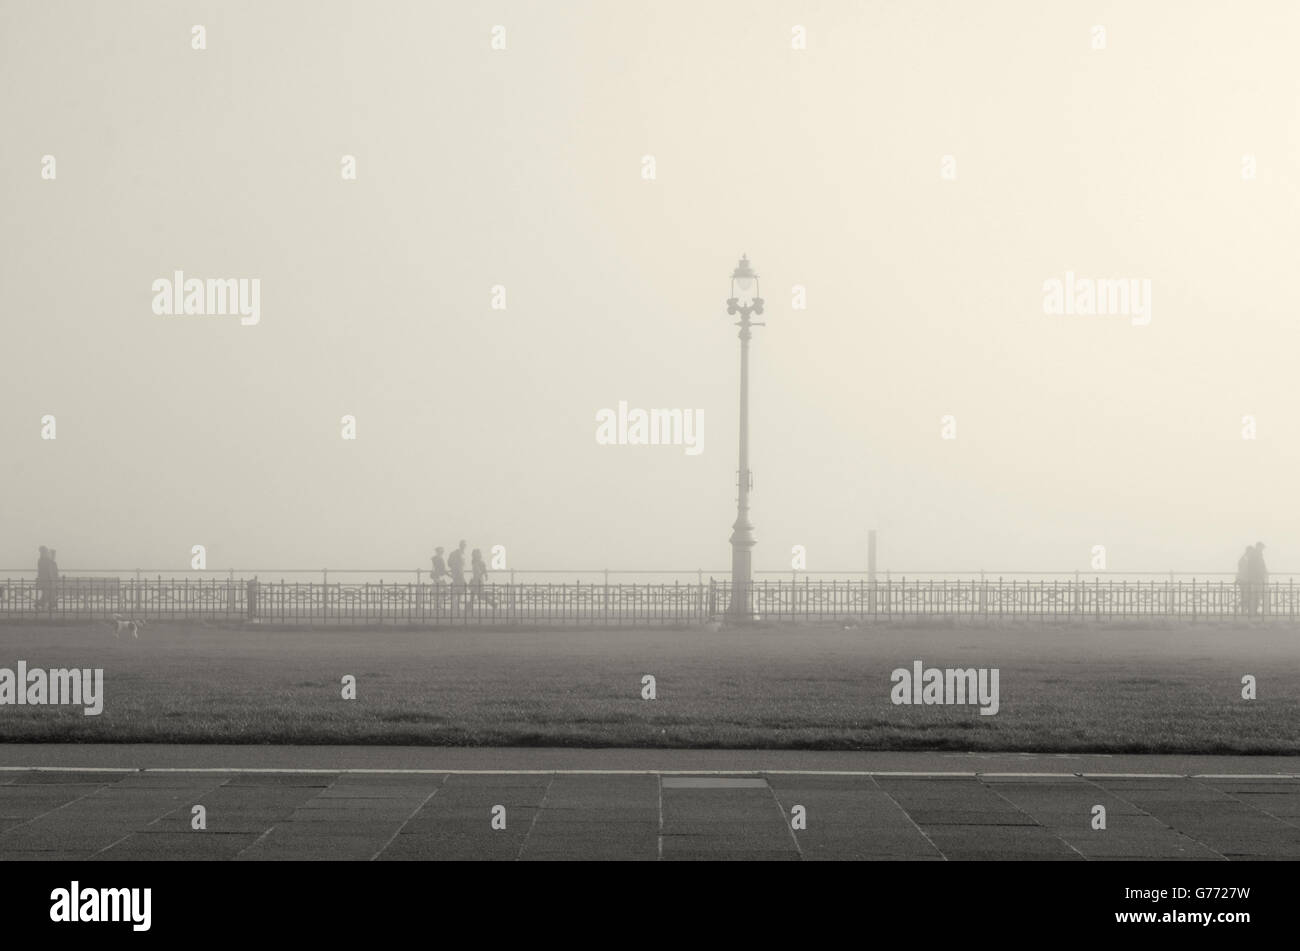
730, 311, 757, 619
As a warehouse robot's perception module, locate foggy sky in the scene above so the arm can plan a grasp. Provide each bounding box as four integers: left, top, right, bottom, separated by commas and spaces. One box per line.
3, 1, 1298, 575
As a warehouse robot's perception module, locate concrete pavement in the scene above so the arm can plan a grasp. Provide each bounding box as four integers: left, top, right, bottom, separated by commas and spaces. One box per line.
1, 748, 1298, 860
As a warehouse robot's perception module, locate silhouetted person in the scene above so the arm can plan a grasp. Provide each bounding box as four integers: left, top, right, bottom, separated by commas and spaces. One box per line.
35, 546, 52, 611
1250, 542, 1269, 616
470, 548, 496, 607
448, 540, 468, 609
48, 549, 60, 611
1236, 546, 1253, 615
431, 546, 449, 608
246, 576, 260, 620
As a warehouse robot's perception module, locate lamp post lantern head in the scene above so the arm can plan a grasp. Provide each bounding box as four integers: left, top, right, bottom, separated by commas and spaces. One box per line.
727, 254, 763, 315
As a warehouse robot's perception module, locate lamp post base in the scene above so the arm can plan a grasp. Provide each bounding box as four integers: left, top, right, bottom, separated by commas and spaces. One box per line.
729, 522, 756, 622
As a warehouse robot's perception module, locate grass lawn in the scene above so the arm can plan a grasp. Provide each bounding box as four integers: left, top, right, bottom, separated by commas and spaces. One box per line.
0, 619, 1297, 753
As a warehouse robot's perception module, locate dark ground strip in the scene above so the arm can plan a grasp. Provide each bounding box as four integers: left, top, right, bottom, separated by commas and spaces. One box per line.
1, 771, 1298, 860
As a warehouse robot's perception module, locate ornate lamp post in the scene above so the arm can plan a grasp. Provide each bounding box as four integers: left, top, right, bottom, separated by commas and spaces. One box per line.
726, 255, 764, 620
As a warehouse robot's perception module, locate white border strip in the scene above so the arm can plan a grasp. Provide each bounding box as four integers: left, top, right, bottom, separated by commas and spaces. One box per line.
0, 766, 1295, 779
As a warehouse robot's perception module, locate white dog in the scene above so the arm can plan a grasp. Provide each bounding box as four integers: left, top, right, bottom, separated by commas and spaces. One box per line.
108, 614, 145, 639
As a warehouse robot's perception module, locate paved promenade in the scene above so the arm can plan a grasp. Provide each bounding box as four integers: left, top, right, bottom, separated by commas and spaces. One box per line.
1, 748, 1297, 860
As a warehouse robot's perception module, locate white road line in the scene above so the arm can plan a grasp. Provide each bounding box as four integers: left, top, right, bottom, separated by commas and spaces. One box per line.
661, 777, 770, 788
0, 766, 135, 773
0, 767, 1295, 779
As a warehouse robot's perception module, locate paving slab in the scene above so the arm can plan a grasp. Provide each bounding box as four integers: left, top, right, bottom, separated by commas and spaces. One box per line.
797, 833, 942, 857
376, 832, 523, 860
0, 828, 132, 853
0, 851, 98, 861
664, 850, 802, 861
94, 832, 261, 860
522, 834, 658, 857
804, 851, 945, 861
1060, 834, 1223, 859
237, 829, 391, 860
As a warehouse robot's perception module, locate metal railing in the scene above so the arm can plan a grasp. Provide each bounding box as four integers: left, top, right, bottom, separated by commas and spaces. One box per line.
1, 577, 1296, 625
